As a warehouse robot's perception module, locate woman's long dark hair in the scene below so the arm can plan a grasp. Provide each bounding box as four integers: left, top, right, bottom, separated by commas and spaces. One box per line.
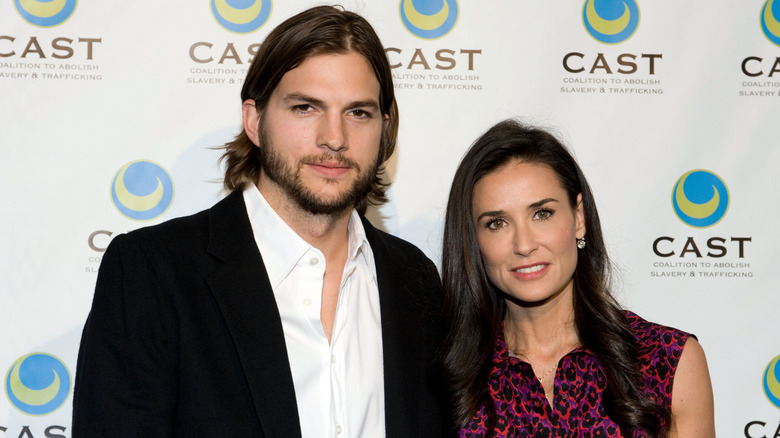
441, 119, 668, 436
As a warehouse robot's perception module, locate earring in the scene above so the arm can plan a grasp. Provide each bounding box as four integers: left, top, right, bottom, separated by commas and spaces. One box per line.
576, 237, 586, 250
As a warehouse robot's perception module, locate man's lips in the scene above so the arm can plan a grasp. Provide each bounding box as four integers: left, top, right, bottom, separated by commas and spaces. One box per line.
307, 162, 351, 177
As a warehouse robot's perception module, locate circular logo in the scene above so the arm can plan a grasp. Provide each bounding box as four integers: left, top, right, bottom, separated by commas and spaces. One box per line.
582, 0, 640, 45
211, 0, 272, 34
400, 0, 459, 40
764, 355, 780, 409
5, 353, 71, 416
761, 0, 780, 46
111, 160, 175, 221
671, 170, 729, 229
14, 0, 77, 28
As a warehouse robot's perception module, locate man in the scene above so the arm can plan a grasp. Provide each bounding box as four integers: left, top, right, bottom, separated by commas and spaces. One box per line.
72, 6, 446, 437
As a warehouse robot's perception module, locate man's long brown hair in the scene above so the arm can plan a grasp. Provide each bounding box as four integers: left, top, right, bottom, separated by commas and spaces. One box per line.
220, 5, 398, 215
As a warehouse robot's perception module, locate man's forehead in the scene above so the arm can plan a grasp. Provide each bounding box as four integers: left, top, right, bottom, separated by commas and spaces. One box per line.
272, 52, 382, 101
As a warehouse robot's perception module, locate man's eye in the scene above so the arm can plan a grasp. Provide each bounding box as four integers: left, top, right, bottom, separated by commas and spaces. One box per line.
350, 109, 372, 119
293, 104, 315, 113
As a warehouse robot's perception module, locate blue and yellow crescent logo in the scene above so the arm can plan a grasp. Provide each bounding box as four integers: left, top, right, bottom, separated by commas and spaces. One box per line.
761, 0, 780, 46
5, 353, 71, 416
764, 355, 780, 409
13, 0, 77, 28
400, 0, 458, 40
211, 0, 272, 34
111, 160, 175, 221
671, 170, 729, 229
582, 0, 640, 44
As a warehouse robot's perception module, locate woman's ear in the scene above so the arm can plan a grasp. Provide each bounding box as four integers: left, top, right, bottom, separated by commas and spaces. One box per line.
575, 193, 586, 239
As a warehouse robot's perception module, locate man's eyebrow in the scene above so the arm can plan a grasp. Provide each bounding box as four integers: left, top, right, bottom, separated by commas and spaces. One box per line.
282, 92, 325, 107
348, 99, 381, 110
283, 93, 380, 111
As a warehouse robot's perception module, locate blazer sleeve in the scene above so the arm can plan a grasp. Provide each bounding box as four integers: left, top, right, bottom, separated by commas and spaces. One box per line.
72, 232, 178, 437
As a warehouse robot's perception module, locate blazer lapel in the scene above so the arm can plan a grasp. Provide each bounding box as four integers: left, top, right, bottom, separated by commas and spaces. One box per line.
205, 192, 302, 438
364, 219, 423, 438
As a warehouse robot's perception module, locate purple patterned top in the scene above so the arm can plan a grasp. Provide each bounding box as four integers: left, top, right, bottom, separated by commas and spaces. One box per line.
460, 311, 689, 437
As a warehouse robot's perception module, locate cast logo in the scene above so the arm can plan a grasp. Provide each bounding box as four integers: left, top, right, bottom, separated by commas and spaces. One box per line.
5, 353, 71, 415
111, 160, 175, 221
739, 1, 780, 78
672, 170, 729, 229
764, 354, 780, 409
211, 0, 272, 34
745, 355, 780, 437
762, 0, 780, 46
582, 0, 640, 44
653, 169, 749, 260
13, 0, 77, 28
400, 0, 458, 40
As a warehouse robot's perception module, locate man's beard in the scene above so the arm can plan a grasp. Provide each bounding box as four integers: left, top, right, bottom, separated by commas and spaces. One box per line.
259, 131, 380, 216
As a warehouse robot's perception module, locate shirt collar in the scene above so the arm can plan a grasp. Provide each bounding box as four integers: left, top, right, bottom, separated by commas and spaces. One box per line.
347, 210, 375, 277
491, 323, 515, 378
242, 185, 375, 288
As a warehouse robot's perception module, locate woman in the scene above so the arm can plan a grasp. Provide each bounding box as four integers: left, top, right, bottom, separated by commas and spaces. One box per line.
441, 119, 715, 437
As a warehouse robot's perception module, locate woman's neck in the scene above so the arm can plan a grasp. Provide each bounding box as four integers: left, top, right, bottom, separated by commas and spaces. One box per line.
503, 287, 579, 361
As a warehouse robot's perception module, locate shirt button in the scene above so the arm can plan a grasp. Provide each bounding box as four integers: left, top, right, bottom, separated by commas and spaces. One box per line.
303, 298, 312, 307
309, 257, 319, 265
331, 354, 337, 364
335, 425, 342, 435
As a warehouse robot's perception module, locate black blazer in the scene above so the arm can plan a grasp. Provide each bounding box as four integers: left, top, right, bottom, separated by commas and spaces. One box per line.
72, 191, 447, 437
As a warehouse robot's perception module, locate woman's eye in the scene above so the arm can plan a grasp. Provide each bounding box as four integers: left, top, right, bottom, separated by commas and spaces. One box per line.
486, 218, 506, 230
534, 209, 553, 221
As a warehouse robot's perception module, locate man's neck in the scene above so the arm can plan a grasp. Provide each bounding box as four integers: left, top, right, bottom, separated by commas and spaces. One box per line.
255, 182, 352, 261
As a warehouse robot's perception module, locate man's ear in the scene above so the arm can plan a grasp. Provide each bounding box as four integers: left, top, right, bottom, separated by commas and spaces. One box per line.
242, 99, 261, 146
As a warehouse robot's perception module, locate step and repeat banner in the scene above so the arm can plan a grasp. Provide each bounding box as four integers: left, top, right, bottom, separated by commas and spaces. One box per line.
2, 0, 779, 435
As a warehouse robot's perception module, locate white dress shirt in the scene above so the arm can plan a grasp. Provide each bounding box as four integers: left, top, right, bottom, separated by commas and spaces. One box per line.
243, 186, 385, 438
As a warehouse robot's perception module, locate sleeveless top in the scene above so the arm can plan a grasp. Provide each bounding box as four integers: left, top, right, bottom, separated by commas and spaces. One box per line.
460, 311, 689, 437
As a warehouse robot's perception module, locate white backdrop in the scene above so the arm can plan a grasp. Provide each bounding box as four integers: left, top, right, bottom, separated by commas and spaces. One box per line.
2, 1, 779, 436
